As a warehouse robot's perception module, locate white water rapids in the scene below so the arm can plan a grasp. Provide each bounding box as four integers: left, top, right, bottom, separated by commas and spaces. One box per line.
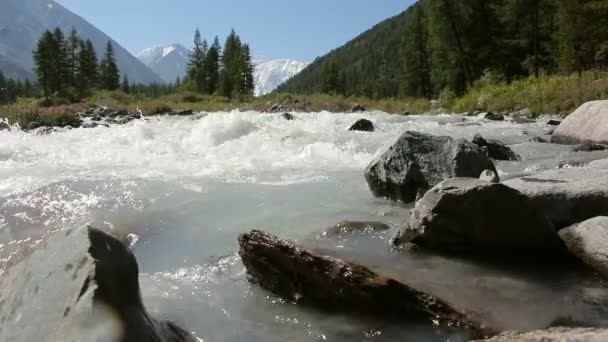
2, 111, 607, 341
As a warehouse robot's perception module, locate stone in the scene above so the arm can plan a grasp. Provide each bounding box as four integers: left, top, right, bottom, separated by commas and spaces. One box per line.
0, 227, 195, 342
395, 178, 563, 254
479, 169, 500, 183
351, 104, 366, 113
280, 113, 295, 120
0, 121, 10, 131
238, 230, 490, 337
320, 221, 391, 237
511, 108, 531, 118
472, 134, 521, 161
175, 109, 194, 116
572, 144, 607, 152
559, 217, 608, 278
472, 327, 608, 342
552, 101, 608, 144
484, 112, 505, 121
348, 119, 374, 132
529, 136, 549, 143
547, 120, 562, 126
504, 165, 608, 229
25, 121, 42, 130
365, 131, 497, 203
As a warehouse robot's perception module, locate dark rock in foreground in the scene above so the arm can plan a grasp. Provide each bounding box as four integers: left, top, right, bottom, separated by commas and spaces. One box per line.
471, 327, 608, 342
281, 113, 295, 121
552, 101, 608, 144
238, 230, 490, 337
365, 131, 497, 203
560, 217, 608, 278
395, 178, 564, 255
348, 119, 374, 132
472, 134, 521, 161
0, 227, 195, 342
504, 165, 608, 229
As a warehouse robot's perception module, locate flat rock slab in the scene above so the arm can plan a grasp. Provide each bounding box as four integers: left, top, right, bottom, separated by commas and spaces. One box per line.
471, 327, 608, 342
238, 230, 492, 338
560, 217, 608, 278
504, 166, 608, 229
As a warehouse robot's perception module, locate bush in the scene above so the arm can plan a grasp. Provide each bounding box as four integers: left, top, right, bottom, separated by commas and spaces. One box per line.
181, 92, 203, 103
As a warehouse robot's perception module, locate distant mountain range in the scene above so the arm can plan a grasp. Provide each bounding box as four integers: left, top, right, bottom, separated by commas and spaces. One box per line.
137, 44, 308, 96
0, 0, 163, 83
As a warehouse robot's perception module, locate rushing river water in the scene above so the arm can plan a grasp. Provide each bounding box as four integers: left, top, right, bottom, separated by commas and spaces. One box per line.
2, 111, 608, 341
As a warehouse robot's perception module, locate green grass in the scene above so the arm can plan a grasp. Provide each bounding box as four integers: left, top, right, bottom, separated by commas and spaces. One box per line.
2, 71, 607, 127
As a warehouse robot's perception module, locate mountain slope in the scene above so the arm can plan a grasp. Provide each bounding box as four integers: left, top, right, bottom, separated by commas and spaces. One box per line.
137, 44, 190, 83
0, 0, 163, 83
253, 59, 308, 96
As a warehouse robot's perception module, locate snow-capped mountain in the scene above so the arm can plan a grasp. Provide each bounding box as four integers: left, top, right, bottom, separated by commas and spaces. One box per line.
253, 59, 308, 96
136, 44, 190, 83
137, 44, 308, 95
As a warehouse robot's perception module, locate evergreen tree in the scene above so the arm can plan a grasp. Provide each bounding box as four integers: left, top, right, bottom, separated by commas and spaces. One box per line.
121, 74, 131, 93
77, 39, 98, 97
52, 27, 69, 95
399, 4, 431, 98
65, 27, 81, 88
99, 40, 120, 90
203, 36, 221, 94
187, 28, 207, 92
240, 44, 255, 96
322, 59, 339, 94
33, 30, 56, 99
219, 29, 242, 97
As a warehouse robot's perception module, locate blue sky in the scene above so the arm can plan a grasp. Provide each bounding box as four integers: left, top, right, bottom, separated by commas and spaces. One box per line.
55, 0, 415, 62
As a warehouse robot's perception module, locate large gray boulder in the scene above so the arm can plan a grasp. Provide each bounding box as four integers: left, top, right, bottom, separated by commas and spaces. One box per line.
365, 131, 497, 203
395, 178, 563, 254
471, 327, 608, 342
0, 227, 194, 342
559, 217, 608, 278
552, 100, 608, 144
504, 166, 608, 229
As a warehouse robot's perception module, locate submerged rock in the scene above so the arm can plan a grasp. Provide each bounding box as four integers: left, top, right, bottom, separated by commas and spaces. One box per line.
351, 104, 366, 113
479, 170, 500, 183
472, 327, 608, 342
559, 217, 608, 278
484, 112, 505, 121
552, 101, 608, 144
472, 134, 521, 161
510, 108, 531, 118
547, 120, 562, 126
504, 166, 608, 229
0, 121, 10, 131
321, 220, 391, 236
395, 178, 563, 255
0, 227, 195, 342
365, 131, 496, 203
572, 144, 607, 152
280, 113, 295, 121
348, 119, 374, 132
238, 230, 490, 337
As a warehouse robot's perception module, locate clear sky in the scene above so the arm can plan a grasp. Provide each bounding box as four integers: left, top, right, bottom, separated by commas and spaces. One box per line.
55, 0, 415, 62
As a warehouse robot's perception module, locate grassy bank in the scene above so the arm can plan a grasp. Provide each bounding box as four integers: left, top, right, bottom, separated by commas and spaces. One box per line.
1, 71, 607, 127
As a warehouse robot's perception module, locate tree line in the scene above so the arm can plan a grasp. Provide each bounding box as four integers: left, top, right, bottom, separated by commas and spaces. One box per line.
184, 28, 254, 98
278, 0, 608, 99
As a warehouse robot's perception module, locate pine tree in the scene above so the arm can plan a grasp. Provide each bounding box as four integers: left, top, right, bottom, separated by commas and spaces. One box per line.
121, 74, 131, 93
187, 28, 207, 92
240, 44, 255, 96
77, 39, 98, 97
220, 29, 243, 97
52, 27, 69, 96
99, 40, 120, 90
399, 4, 431, 98
322, 59, 339, 94
203, 36, 221, 94
33, 30, 56, 99
65, 27, 81, 89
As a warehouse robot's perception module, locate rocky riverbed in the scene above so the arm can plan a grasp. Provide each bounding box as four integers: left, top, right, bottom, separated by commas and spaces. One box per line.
2, 102, 608, 341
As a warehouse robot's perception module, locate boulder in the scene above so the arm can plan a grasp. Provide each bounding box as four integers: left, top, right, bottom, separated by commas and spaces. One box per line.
480, 169, 500, 183
559, 217, 608, 278
552, 101, 608, 144
395, 178, 563, 254
0, 121, 10, 131
504, 166, 608, 229
238, 230, 489, 337
351, 104, 366, 113
348, 119, 374, 132
365, 131, 497, 203
472, 134, 521, 161
471, 327, 608, 342
484, 112, 505, 121
280, 113, 295, 121
572, 144, 607, 152
0, 227, 195, 342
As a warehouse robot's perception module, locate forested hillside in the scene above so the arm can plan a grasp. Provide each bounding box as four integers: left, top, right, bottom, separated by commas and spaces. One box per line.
277, 0, 608, 99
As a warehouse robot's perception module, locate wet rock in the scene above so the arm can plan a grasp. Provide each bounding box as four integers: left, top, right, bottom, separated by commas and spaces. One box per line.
529, 136, 549, 143
511, 117, 535, 124
91, 115, 103, 122
510, 108, 531, 118
351, 104, 366, 113
573, 144, 607, 152
472, 134, 521, 161
238, 230, 489, 337
547, 120, 562, 126
0, 227, 195, 342
175, 109, 194, 116
281, 113, 295, 121
484, 112, 505, 121
504, 165, 608, 229
365, 131, 497, 203
0, 121, 10, 131
472, 327, 608, 342
321, 221, 391, 237
559, 217, 608, 278
348, 119, 374, 132
553, 101, 608, 144
479, 170, 499, 183
395, 178, 563, 255
25, 121, 42, 130
266, 98, 310, 113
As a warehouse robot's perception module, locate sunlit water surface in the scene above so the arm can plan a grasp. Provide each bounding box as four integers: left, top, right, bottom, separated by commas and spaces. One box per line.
2, 111, 608, 341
